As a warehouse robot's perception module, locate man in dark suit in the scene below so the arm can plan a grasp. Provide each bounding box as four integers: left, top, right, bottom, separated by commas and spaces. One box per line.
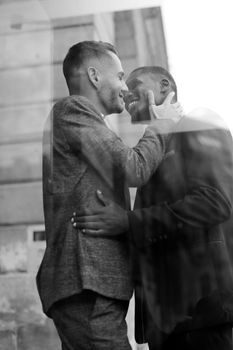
36, 43, 182, 350
72, 66, 233, 349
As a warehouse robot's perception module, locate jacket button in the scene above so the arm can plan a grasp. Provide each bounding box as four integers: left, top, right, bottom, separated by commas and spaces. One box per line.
177, 222, 183, 229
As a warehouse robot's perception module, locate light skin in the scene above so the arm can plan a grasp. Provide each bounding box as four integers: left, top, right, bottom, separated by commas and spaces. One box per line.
94, 51, 128, 115
70, 51, 128, 116
71, 70, 182, 235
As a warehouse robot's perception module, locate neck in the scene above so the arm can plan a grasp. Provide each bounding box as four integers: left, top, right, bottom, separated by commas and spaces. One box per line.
69, 87, 107, 116
88, 93, 107, 116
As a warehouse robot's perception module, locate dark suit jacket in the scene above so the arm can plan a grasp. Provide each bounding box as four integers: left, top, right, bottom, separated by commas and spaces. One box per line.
128, 114, 233, 342
36, 95, 168, 316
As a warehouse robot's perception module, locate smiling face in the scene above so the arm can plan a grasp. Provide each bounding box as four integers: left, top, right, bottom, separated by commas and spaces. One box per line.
97, 51, 128, 115
125, 71, 164, 123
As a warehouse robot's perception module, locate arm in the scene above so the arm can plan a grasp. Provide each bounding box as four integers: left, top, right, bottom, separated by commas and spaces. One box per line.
71, 190, 129, 236
128, 126, 233, 247
72, 127, 233, 245
128, 184, 232, 248
71, 181, 232, 239
59, 95, 181, 187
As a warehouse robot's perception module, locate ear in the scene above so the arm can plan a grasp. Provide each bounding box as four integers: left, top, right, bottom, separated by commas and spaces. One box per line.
87, 66, 100, 89
160, 78, 171, 93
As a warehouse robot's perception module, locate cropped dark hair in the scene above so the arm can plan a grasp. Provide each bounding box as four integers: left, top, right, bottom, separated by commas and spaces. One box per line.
130, 66, 177, 99
63, 41, 118, 86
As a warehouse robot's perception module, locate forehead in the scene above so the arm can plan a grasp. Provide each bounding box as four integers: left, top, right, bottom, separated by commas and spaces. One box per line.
102, 51, 123, 73
126, 72, 155, 89
86, 50, 123, 75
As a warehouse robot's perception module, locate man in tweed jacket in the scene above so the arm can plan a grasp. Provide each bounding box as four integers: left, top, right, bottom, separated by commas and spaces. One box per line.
36, 42, 181, 349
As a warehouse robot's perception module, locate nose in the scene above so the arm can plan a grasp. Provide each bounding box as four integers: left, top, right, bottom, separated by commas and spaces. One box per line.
122, 80, 128, 92
122, 90, 135, 104
122, 90, 130, 99
122, 90, 134, 99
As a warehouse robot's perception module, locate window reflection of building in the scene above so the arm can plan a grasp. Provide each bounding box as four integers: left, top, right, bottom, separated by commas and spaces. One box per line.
0, 3, 167, 349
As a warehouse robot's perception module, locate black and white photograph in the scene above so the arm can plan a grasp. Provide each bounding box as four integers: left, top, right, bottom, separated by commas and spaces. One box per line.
0, 0, 233, 349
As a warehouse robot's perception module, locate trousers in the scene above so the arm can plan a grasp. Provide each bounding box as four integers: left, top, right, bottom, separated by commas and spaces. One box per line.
50, 290, 132, 350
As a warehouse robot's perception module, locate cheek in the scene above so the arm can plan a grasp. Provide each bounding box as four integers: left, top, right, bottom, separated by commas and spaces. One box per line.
138, 105, 150, 118
137, 96, 148, 113
154, 96, 164, 106
136, 101, 150, 120
111, 86, 121, 100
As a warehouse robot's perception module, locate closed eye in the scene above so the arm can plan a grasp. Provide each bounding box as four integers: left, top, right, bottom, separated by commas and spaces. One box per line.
126, 78, 143, 90
118, 72, 125, 81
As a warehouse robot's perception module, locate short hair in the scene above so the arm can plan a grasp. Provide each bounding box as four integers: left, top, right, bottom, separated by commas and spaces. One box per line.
129, 66, 177, 99
63, 41, 118, 87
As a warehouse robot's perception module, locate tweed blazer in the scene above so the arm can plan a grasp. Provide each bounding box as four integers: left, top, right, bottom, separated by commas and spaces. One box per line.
128, 113, 233, 341
36, 95, 169, 315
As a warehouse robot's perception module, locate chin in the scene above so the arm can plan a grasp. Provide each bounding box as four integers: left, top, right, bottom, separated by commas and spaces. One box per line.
106, 106, 122, 115
115, 104, 125, 114
131, 110, 151, 123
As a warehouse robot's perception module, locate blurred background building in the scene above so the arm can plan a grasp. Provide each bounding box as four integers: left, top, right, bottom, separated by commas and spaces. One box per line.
0, 0, 232, 349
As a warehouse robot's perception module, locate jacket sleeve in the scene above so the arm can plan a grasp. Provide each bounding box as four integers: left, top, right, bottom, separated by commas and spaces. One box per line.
59, 97, 175, 187
128, 127, 233, 247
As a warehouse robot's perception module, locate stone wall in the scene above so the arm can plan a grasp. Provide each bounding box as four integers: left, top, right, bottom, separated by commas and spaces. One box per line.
0, 5, 99, 347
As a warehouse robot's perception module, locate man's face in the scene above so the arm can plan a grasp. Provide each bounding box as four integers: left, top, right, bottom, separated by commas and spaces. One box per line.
124, 72, 163, 123
97, 52, 128, 115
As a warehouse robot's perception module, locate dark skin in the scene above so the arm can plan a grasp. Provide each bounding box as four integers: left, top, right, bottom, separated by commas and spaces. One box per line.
71, 190, 128, 237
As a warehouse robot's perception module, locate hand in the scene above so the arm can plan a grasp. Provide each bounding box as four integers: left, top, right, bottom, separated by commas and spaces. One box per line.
148, 90, 184, 122
71, 190, 129, 237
